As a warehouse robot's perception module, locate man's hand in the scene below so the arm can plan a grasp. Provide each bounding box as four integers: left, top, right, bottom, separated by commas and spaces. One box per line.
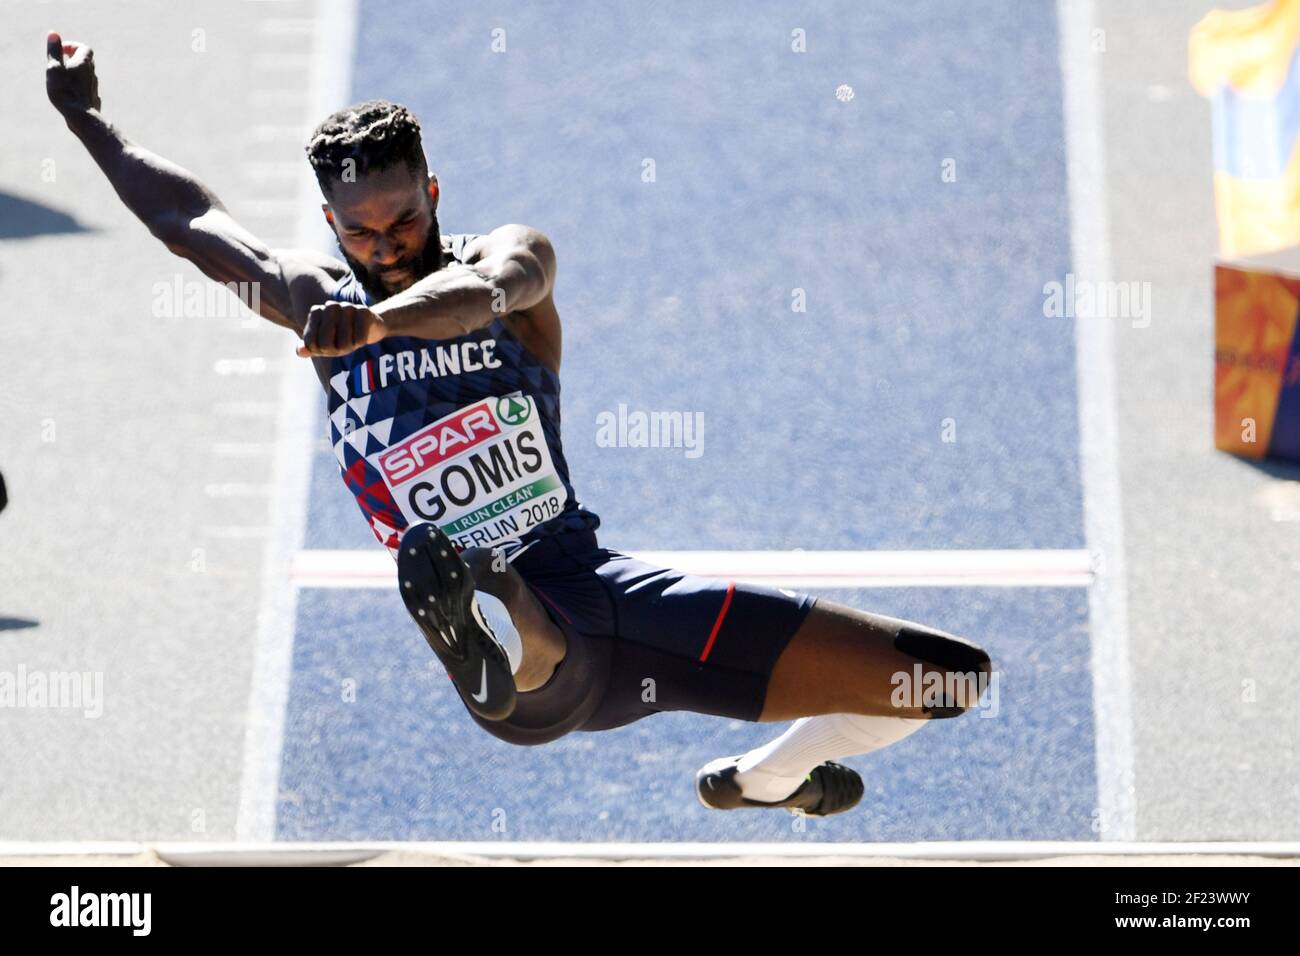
46, 31, 101, 117
296, 301, 388, 357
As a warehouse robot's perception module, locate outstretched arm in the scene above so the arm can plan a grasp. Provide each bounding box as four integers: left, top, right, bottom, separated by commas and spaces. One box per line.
45, 31, 340, 333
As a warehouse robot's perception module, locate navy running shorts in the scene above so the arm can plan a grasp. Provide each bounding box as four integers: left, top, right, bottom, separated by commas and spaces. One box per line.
458, 530, 818, 746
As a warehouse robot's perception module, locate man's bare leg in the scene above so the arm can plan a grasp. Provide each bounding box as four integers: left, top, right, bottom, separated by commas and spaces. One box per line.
459, 546, 567, 693
699, 599, 994, 811
397, 524, 568, 720
760, 599, 993, 721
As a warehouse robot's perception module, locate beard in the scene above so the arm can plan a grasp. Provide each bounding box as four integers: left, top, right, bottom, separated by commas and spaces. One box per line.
337, 213, 445, 302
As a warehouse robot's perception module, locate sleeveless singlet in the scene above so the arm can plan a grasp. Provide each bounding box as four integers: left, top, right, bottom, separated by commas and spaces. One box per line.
323, 233, 600, 559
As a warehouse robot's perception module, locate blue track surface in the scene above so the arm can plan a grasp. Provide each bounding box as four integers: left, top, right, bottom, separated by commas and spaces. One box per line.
280, 1, 1093, 841
280, 586, 1092, 841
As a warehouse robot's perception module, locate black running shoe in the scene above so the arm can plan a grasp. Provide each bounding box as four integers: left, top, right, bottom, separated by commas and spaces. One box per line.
695, 755, 864, 816
397, 522, 517, 721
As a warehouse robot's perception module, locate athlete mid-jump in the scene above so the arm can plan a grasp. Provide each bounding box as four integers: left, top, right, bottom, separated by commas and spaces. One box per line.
48, 32, 994, 816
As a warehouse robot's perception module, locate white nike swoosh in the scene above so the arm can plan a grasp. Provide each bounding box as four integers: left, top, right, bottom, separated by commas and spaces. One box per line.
470, 661, 489, 703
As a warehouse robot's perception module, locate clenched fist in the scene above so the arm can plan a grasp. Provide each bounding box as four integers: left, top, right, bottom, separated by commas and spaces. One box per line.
46, 31, 101, 117
296, 301, 388, 357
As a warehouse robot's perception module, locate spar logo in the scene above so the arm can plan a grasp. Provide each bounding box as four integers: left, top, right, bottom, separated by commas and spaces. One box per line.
497, 396, 530, 426
378, 400, 501, 484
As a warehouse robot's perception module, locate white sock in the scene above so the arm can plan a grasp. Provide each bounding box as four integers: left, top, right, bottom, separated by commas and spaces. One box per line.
732, 713, 929, 802
471, 590, 523, 675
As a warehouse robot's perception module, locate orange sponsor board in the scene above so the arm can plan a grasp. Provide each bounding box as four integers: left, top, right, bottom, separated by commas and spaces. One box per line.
1214, 256, 1300, 459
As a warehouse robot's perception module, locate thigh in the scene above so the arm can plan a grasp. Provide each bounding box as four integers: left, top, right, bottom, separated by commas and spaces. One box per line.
458, 541, 618, 745
460, 546, 566, 682
581, 553, 817, 728
761, 598, 993, 721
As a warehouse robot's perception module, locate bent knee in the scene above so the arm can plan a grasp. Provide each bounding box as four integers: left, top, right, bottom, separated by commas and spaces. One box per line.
896, 625, 992, 676
894, 625, 994, 719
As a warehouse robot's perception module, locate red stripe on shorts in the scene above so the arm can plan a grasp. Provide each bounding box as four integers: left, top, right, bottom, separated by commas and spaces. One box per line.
698, 581, 735, 663
530, 584, 573, 625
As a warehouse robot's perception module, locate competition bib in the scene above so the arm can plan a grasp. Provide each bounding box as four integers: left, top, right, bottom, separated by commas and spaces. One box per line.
373, 394, 565, 550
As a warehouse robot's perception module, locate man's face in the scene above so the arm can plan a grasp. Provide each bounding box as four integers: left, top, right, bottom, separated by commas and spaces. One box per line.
323, 165, 442, 298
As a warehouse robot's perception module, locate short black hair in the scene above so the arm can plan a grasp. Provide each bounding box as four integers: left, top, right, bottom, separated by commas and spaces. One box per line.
305, 100, 428, 195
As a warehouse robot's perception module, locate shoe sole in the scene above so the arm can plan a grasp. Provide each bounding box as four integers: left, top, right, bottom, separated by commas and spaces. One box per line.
397, 522, 517, 721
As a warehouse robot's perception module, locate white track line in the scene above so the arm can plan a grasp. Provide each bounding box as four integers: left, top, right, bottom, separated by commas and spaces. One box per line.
1058, 0, 1137, 842
289, 548, 1095, 589
1, 841, 1297, 865
235, 0, 359, 844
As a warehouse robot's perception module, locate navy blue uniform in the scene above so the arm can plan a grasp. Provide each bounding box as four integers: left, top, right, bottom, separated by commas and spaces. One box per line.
326, 234, 816, 744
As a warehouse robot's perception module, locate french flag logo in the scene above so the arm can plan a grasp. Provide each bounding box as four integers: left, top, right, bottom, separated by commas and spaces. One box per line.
352, 360, 375, 395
